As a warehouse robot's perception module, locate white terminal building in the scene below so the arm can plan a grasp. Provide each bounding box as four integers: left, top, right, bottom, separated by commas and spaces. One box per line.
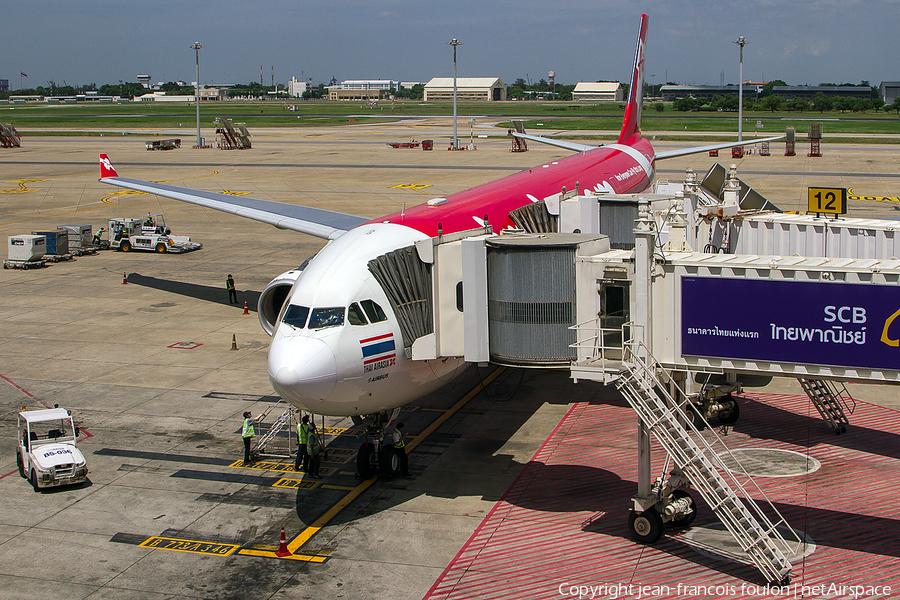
327, 80, 399, 101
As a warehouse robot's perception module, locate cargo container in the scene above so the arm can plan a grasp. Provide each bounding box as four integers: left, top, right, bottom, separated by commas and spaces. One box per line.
8, 235, 46, 261
57, 225, 92, 248
32, 230, 68, 255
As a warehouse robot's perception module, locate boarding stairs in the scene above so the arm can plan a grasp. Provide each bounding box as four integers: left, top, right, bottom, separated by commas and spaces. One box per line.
797, 378, 855, 434
1, 123, 21, 148
216, 118, 251, 150
616, 341, 795, 585
252, 402, 297, 459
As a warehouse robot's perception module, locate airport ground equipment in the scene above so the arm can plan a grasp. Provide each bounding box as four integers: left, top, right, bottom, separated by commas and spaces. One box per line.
387, 140, 421, 148
0, 122, 20, 147
797, 378, 855, 433
5, 235, 48, 269
808, 122, 822, 157
215, 118, 251, 149
145, 138, 181, 151
17, 408, 88, 491
32, 229, 73, 262
56, 225, 99, 255
108, 214, 202, 253
250, 402, 296, 460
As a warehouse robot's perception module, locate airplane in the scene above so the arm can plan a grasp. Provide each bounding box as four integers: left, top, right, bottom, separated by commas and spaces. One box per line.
98, 14, 782, 437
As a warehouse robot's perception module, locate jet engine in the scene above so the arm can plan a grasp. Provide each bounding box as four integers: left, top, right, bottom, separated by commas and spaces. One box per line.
258, 267, 304, 335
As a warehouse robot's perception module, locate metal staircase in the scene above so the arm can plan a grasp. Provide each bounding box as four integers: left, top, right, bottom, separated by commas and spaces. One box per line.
252, 403, 297, 459
797, 378, 855, 434
617, 341, 796, 585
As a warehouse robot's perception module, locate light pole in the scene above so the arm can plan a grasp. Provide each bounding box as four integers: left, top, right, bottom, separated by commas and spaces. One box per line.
190, 42, 203, 148
448, 38, 462, 150
733, 36, 747, 143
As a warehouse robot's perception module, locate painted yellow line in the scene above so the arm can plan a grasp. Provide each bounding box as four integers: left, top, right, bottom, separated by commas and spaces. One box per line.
284, 367, 505, 555
237, 548, 328, 562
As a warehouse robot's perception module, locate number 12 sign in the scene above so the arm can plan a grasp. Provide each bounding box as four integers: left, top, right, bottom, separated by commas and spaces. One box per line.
808, 187, 847, 215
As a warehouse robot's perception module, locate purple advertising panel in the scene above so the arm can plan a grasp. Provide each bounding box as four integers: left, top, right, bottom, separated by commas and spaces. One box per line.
681, 277, 900, 371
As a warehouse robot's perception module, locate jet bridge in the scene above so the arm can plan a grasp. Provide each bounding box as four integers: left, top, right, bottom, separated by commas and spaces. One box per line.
368, 165, 900, 584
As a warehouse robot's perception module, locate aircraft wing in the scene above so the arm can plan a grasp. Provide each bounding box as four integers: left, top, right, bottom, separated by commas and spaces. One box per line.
655, 134, 786, 160
510, 132, 598, 153
98, 155, 369, 240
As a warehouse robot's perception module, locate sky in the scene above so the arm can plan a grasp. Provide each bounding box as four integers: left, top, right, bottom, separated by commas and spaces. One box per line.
3, 0, 899, 91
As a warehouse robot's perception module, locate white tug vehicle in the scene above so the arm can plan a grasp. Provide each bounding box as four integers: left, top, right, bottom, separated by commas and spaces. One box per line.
17, 408, 88, 491
109, 213, 202, 253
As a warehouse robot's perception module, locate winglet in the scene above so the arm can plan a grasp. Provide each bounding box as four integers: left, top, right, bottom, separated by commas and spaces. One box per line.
99, 154, 119, 178
618, 13, 648, 145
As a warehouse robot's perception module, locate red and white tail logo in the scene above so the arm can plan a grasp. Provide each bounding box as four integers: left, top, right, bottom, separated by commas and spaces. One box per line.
618, 13, 648, 145
99, 154, 118, 178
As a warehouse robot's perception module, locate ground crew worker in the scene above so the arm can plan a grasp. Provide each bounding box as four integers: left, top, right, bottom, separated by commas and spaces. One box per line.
92, 227, 104, 245
241, 411, 255, 464
307, 421, 322, 479
294, 414, 310, 472
393, 422, 410, 477
226, 274, 237, 304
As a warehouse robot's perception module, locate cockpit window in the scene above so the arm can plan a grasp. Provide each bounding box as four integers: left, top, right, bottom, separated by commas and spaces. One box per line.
348, 303, 368, 326
360, 300, 387, 323
283, 304, 309, 329
308, 307, 345, 329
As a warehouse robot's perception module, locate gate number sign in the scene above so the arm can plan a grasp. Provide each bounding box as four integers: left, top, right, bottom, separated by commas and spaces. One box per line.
808, 187, 847, 215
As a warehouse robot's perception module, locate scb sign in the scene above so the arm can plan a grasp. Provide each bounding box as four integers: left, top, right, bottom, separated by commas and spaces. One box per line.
681, 277, 900, 371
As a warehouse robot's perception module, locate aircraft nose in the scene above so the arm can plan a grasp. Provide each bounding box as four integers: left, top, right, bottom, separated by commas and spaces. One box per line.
268, 335, 337, 405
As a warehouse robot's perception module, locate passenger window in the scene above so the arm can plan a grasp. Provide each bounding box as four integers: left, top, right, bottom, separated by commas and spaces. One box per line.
283, 304, 309, 329
361, 299, 387, 323
348, 303, 368, 326
308, 307, 345, 329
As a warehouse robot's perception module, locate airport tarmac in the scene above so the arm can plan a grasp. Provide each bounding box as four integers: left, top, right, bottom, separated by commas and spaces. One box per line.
2, 121, 900, 599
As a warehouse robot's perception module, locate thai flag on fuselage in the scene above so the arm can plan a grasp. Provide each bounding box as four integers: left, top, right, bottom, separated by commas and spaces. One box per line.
360, 333, 396, 365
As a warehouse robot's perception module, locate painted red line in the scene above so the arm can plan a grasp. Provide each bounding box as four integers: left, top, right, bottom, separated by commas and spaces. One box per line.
0, 373, 48, 406
423, 402, 583, 600
0, 469, 20, 481
359, 333, 393, 344
0, 372, 93, 439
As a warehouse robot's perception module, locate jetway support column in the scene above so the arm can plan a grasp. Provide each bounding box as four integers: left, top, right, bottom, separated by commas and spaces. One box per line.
634, 198, 654, 500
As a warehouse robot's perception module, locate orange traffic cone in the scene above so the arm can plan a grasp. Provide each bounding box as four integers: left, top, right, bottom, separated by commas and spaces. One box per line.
231, 334, 238, 351
243, 301, 249, 315
122, 272, 128, 284
275, 525, 291, 557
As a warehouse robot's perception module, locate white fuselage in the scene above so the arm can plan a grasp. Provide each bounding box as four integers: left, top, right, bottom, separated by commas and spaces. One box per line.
267, 223, 466, 416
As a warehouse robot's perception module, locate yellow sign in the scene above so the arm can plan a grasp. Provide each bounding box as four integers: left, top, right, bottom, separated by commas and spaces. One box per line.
808, 187, 847, 214
139, 536, 239, 556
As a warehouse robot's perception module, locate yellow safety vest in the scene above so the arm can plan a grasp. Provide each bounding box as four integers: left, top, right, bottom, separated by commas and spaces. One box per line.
393, 430, 405, 448
298, 422, 309, 444
242, 418, 255, 438
308, 432, 322, 454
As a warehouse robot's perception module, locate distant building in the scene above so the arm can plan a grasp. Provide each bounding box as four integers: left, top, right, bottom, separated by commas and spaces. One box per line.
137, 74, 151, 88
423, 77, 506, 101
661, 84, 871, 102
771, 86, 871, 101
572, 82, 624, 102
288, 77, 310, 98
327, 80, 399, 101
0, 79, 9, 92
880, 82, 900, 104
135, 88, 223, 102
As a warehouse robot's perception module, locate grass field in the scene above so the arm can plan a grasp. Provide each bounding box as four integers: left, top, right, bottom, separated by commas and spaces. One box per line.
2, 99, 898, 140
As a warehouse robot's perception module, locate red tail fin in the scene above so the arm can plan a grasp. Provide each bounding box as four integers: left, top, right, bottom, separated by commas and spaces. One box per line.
618, 14, 648, 145
99, 154, 118, 178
